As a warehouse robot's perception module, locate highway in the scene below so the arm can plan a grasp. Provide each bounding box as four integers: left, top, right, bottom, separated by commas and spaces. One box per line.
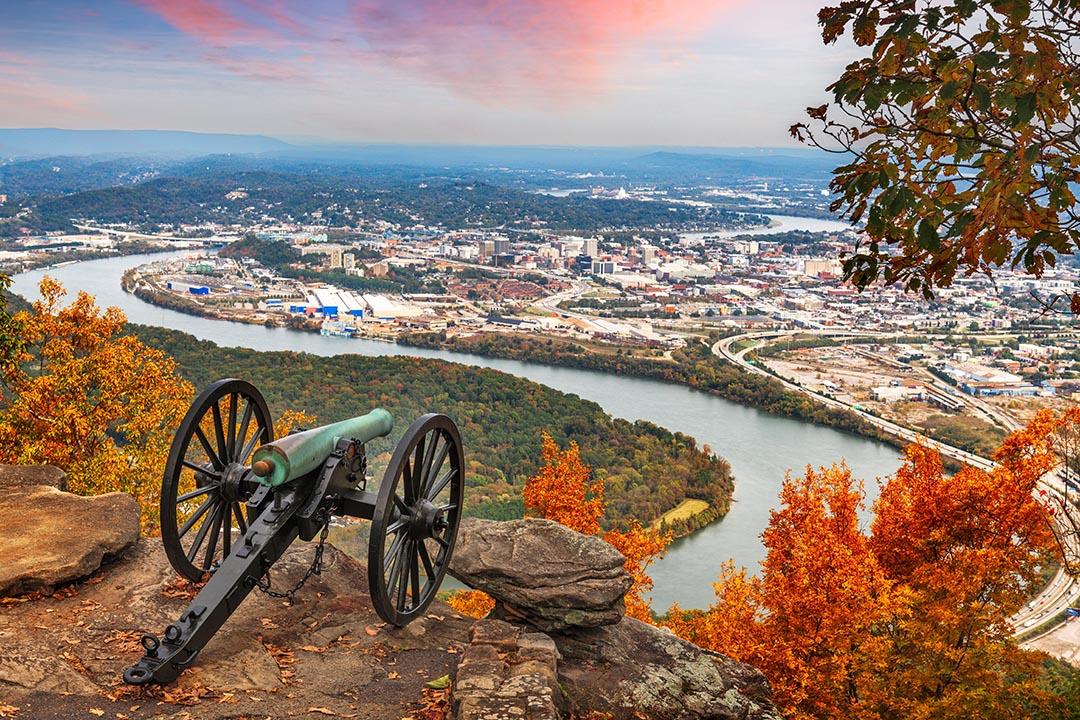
712, 329, 1080, 643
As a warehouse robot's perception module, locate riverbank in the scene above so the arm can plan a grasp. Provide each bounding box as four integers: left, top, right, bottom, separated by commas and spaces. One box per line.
399, 330, 896, 450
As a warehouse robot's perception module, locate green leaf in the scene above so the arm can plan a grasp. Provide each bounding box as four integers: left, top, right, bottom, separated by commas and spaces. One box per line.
973, 84, 992, 111
917, 219, 940, 250
1013, 93, 1036, 126
973, 51, 999, 70
425, 674, 451, 690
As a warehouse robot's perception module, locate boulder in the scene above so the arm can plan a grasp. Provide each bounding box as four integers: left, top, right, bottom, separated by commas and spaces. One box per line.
0, 465, 140, 596
453, 619, 561, 720
0, 463, 67, 491
449, 518, 632, 632
555, 617, 780, 720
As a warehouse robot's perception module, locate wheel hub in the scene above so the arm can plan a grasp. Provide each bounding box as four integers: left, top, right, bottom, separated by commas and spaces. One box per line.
408, 499, 443, 539
220, 462, 246, 502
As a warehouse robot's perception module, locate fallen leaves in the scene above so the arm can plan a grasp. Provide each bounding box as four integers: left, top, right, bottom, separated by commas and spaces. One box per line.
261, 639, 296, 683
300, 644, 327, 653
160, 576, 203, 601
161, 682, 217, 706
414, 687, 451, 720
87, 710, 104, 717
0, 703, 18, 718
307, 708, 358, 718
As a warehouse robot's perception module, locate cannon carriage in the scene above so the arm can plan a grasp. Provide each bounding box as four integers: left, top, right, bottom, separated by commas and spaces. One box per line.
123, 378, 464, 685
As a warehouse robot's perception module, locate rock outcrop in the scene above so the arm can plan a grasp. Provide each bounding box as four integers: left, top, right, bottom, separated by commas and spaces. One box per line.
453, 619, 561, 720
450, 515, 780, 720
449, 517, 632, 632
0, 465, 777, 720
0, 539, 475, 719
0, 464, 139, 596
555, 617, 780, 720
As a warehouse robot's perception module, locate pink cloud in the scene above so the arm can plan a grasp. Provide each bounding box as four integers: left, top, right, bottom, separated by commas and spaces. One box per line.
128, 0, 735, 99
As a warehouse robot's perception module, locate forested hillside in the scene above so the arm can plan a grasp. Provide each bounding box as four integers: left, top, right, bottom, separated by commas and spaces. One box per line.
134, 326, 733, 528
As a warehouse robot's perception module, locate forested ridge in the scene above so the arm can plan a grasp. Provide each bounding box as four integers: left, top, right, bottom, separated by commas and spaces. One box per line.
133, 325, 733, 528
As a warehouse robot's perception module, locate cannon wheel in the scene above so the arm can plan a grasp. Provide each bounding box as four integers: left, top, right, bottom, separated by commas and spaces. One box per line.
369, 414, 464, 626
161, 379, 274, 581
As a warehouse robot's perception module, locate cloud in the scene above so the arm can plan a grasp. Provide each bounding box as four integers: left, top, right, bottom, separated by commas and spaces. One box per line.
0, 52, 96, 122
128, 0, 736, 99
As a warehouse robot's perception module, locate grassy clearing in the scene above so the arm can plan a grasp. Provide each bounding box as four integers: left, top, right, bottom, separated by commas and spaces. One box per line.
652, 498, 711, 530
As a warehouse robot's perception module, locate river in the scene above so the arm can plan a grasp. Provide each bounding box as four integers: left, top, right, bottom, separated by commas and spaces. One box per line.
12, 216, 899, 610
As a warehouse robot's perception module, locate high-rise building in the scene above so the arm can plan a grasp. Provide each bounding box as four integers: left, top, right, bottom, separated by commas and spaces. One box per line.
493, 237, 511, 255
640, 244, 657, 264
583, 238, 599, 257
477, 240, 496, 259
329, 248, 343, 269
343, 252, 356, 270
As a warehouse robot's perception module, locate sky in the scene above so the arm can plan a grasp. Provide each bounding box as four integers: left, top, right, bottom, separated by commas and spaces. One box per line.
0, 0, 859, 147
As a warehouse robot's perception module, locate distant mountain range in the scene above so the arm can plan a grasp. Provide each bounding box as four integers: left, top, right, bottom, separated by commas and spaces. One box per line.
0, 128, 836, 178
0, 128, 294, 159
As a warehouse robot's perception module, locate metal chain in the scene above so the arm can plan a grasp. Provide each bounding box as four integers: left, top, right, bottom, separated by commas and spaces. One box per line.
254, 513, 332, 602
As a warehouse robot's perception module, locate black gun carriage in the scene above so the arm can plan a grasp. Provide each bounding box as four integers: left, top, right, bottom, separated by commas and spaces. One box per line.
123, 379, 464, 685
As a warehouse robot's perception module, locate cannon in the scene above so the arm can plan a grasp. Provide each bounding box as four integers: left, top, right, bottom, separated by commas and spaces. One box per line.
122, 379, 464, 685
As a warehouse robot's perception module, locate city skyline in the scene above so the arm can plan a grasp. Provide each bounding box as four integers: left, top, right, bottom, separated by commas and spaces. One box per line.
1, 0, 858, 146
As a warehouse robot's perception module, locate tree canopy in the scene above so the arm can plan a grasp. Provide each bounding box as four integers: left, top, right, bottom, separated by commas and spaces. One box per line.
794, 0, 1080, 309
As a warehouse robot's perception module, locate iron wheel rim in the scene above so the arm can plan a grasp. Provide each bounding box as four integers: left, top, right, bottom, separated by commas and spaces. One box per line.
368, 413, 464, 626
160, 378, 273, 581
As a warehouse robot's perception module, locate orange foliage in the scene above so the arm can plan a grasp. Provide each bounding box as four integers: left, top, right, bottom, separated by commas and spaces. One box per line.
523, 431, 604, 536
446, 589, 495, 619
0, 278, 192, 532
665, 413, 1067, 720
604, 521, 671, 623
276, 408, 318, 436
523, 432, 670, 623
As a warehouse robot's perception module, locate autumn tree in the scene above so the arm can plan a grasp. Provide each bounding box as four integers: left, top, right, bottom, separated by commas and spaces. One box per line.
793, 0, 1080, 310
451, 431, 671, 622
668, 414, 1066, 719
522, 431, 605, 535
0, 278, 192, 531
666, 464, 892, 720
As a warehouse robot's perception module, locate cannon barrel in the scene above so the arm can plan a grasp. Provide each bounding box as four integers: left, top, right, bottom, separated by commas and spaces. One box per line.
252, 409, 393, 487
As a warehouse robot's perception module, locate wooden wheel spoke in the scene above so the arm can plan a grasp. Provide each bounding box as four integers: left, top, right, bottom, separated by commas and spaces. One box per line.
437, 503, 457, 513
225, 393, 238, 460
235, 400, 254, 463
201, 503, 224, 570
178, 496, 216, 538
409, 545, 421, 605
186, 502, 221, 563
428, 468, 456, 500
238, 428, 262, 466
394, 540, 412, 611
432, 533, 449, 549
222, 502, 232, 556
418, 433, 437, 494
423, 435, 450, 498
386, 517, 408, 535
418, 541, 436, 583
393, 494, 409, 516
402, 458, 415, 505
232, 503, 248, 534
383, 529, 407, 569
193, 426, 224, 470
210, 402, 228, 465
181, 459, 219, 478
177, 485, 213, 503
